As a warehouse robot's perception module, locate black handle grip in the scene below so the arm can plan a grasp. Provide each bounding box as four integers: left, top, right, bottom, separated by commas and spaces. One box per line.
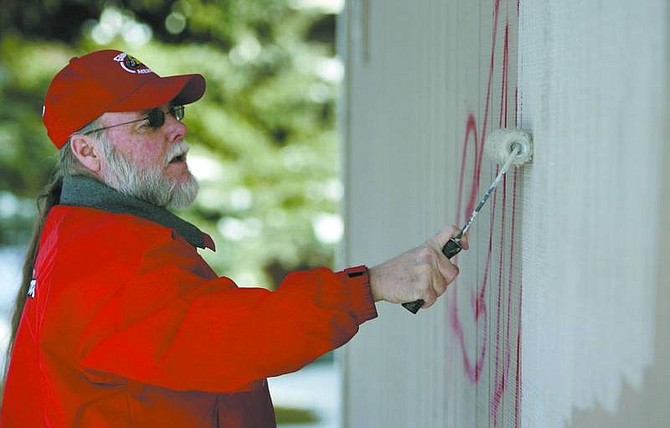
442, 237, 463, 259
402, 237, 463, 314
402, 299, 425, 314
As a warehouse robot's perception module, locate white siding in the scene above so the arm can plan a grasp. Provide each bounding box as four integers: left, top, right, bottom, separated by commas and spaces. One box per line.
338, 0, 670, 427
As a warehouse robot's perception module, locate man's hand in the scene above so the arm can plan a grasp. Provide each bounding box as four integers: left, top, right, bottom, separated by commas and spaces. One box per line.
368, 226, 468, 309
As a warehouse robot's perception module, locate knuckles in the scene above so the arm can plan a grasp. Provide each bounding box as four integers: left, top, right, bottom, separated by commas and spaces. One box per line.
415, 245, 439, 266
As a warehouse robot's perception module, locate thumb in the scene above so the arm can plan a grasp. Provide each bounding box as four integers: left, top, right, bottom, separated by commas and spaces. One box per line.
428, 225, 461, 252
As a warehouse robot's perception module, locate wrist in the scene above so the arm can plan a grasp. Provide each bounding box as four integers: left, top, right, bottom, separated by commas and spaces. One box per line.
367, 265, 384, 302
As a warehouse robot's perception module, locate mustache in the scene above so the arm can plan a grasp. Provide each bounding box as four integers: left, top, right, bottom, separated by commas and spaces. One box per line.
165, 141, 191, 164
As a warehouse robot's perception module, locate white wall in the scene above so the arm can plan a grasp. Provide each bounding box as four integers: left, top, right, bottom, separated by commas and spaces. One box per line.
517, 1, 666, 426
339, 0, 669, 427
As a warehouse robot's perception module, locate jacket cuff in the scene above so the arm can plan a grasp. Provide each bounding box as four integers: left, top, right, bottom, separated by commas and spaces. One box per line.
340, 265, 378, 324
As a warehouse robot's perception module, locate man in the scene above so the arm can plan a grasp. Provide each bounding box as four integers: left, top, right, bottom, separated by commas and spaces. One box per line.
1, 50, 466, 427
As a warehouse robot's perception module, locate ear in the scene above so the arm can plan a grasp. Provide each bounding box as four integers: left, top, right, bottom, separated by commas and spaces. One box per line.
70, 134, 102, 173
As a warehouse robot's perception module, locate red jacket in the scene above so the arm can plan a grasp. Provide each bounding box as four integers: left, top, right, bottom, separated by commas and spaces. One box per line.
2, 197, 376, 426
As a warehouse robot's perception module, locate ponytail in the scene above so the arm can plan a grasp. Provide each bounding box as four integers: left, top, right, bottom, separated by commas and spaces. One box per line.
8, 171, 62, 338
4, 151, 65, 372
3, 136, 96, 378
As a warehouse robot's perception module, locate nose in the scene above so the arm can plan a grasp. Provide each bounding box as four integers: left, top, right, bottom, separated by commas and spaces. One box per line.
164, 111, 187, 142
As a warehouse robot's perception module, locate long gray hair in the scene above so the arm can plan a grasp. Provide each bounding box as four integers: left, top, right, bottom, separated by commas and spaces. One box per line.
3, 123, 104, 377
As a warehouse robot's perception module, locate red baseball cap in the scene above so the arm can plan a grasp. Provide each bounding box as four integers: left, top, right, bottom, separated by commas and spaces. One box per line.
43, 49, 206, 148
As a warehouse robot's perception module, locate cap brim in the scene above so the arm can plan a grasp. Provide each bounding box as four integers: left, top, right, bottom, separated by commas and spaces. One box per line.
108, 73, 206, 112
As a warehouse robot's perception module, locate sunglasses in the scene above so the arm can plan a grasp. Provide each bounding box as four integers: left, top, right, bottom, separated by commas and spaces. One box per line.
82, 105, 185, 135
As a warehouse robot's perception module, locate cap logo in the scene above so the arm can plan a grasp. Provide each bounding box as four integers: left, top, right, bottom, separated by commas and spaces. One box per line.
113, 52, 152, 75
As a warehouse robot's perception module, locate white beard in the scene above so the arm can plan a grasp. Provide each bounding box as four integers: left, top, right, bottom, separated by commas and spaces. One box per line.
100, 141, 199, 210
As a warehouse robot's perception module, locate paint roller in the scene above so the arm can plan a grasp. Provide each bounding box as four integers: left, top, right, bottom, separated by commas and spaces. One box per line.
402, 128, 533, 314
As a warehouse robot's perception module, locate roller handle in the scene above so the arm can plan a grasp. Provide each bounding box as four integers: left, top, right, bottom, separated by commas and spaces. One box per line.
401, 237, 463, 314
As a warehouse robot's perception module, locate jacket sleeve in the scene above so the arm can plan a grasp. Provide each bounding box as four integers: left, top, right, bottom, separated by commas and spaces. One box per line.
77, 232, 377, 393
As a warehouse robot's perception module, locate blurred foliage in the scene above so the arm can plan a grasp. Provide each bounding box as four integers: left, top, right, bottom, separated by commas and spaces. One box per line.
274, 405, 319, 424
0, 0, 342, 288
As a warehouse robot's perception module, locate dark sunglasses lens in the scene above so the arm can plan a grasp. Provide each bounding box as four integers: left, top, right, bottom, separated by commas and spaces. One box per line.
146, 106, 184, 128
171, 105, 185, 121
147, 109, 166, 128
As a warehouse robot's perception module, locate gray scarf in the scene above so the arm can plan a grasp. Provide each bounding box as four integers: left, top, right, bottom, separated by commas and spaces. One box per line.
59, 175, 214, 250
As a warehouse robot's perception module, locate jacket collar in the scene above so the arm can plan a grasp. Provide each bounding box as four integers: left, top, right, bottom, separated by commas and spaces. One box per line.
59, 175, 215, 251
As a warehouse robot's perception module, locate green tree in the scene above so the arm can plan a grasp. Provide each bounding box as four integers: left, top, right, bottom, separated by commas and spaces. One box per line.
0, 0, 342, 288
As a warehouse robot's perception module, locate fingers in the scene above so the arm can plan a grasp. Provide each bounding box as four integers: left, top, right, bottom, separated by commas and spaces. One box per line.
419, 290, 439, 309
430, 225, 459, 248
412, 244, 460, 308
421, 275, 449, 309
448, 224, 469, 250
428, 254, 459, 305
415, 224, 469, 308
428, 225, 469, 253
459, 230, 469, 250
436, 257, 460, 286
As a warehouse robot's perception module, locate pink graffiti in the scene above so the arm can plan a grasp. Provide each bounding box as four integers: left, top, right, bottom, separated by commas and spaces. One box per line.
446, 0, 523, 427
